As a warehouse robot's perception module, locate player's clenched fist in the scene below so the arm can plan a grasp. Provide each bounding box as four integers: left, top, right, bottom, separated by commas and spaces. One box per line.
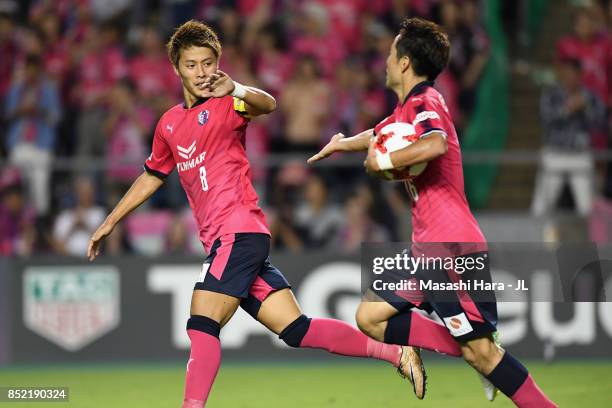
307, 133, 346, 163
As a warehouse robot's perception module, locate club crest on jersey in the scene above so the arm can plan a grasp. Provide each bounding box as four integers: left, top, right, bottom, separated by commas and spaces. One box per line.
198, 110, 209, 125
177, 140, 196, 160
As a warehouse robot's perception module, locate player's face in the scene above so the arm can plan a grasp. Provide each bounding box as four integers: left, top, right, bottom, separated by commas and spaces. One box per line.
174, 46, 220, 100
385, 35, 402, 89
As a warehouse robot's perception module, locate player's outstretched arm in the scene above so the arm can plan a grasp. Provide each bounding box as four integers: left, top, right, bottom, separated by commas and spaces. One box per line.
87, 171, 164, 261
201, 70, 276, 116
364, 132, 447, 173
239, 85, 276, 117
307, 128, 373, 164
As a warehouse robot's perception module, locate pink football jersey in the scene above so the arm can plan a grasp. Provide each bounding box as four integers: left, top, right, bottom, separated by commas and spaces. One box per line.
145, 96, 269, 252
374, 81, 485, 244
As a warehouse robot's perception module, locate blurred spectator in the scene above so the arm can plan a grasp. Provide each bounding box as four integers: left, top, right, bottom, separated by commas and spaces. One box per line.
0, 13, 16, 102
354, 62, 388, 132
361, 18, 392, 86
234, 0, 277, 56
330, 59, 362, 136
557, 7, 611, 108
0, 169, 36, 256
215, 6, 244, 46
356, 181, 400, 240
436, 1, 464, 126
218, 42, 258, 86
165, 212, 190, 255
532, 58, 607, 217
268, 161, 309, 251
36, 14, 70, 87
253, 22, 293, 97
439, 0, 490, 131
334, 188, 389, 252
103, 79, 154, 199
73, 22, 128, 160
279, 56, 331, 152
15, 25, 45, 61
0, 13, 16, 158
52, 176, 105, 257
103, 222, 132, 256
292, 172, 344, 248
315, 0, 367, 53
62, 0, 93, 46
291, 1, 346, 77
5, 54, 61, 216
244, 117, 271, 186
128, 25, 179, 115
458, 0, 490, 111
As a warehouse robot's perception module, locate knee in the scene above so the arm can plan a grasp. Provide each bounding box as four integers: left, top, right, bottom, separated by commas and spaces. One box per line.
187, 315, 221, 339
461, 338, 503, 374
355, 304, 383, 339
279, 314, 311, 348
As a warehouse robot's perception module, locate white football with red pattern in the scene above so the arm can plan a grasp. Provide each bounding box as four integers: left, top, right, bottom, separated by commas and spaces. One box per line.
374, 122, 427, 180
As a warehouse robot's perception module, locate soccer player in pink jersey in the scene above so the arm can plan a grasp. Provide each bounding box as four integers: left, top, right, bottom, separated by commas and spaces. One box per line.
310, 17, 558, 407
86, 20, 457, 407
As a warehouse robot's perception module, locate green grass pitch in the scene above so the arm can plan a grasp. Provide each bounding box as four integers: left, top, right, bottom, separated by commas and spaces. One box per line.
1, 360, 610, 407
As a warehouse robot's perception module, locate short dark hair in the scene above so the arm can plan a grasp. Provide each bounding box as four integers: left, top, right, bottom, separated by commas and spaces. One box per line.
396, 18, 450, 81
166, 20, 221, 67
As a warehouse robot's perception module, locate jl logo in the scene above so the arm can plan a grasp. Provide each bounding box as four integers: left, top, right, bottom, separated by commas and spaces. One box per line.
23, 266, 120, 351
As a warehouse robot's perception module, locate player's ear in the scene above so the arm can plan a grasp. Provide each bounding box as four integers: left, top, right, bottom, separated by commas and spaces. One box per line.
400, 56, 411, 74
172, 64, 180, 76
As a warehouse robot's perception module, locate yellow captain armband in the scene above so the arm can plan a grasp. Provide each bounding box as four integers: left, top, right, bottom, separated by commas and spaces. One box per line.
233, 97, 248, 116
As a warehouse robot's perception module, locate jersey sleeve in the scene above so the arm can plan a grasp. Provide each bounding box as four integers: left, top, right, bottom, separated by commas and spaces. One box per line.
144, 120, 175, 178
406, 95, 449, 139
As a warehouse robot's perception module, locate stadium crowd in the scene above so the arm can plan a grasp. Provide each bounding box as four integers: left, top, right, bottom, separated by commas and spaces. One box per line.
0, 0, 609, 256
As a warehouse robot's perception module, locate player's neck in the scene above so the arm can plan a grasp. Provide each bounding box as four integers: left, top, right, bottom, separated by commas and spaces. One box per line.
398, 75, 429, 104
183, 90, 198, 109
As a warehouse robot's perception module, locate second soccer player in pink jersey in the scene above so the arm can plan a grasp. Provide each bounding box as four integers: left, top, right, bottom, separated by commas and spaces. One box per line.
310, 17, 557, 408
86, 20, 461, 407
371, 82, 484, 244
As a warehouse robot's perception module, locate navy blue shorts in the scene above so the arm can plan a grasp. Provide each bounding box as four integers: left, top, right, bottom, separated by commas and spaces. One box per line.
195, 233, 290, 318
372, 251, 497, 342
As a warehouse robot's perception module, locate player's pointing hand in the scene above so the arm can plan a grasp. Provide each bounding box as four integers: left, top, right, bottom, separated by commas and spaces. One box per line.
307, 133, 346, 164
87, 222, 115, 261
201, 70, 235, 98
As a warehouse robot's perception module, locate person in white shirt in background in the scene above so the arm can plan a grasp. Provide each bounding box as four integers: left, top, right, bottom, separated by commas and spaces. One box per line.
53, 176, 105, 256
